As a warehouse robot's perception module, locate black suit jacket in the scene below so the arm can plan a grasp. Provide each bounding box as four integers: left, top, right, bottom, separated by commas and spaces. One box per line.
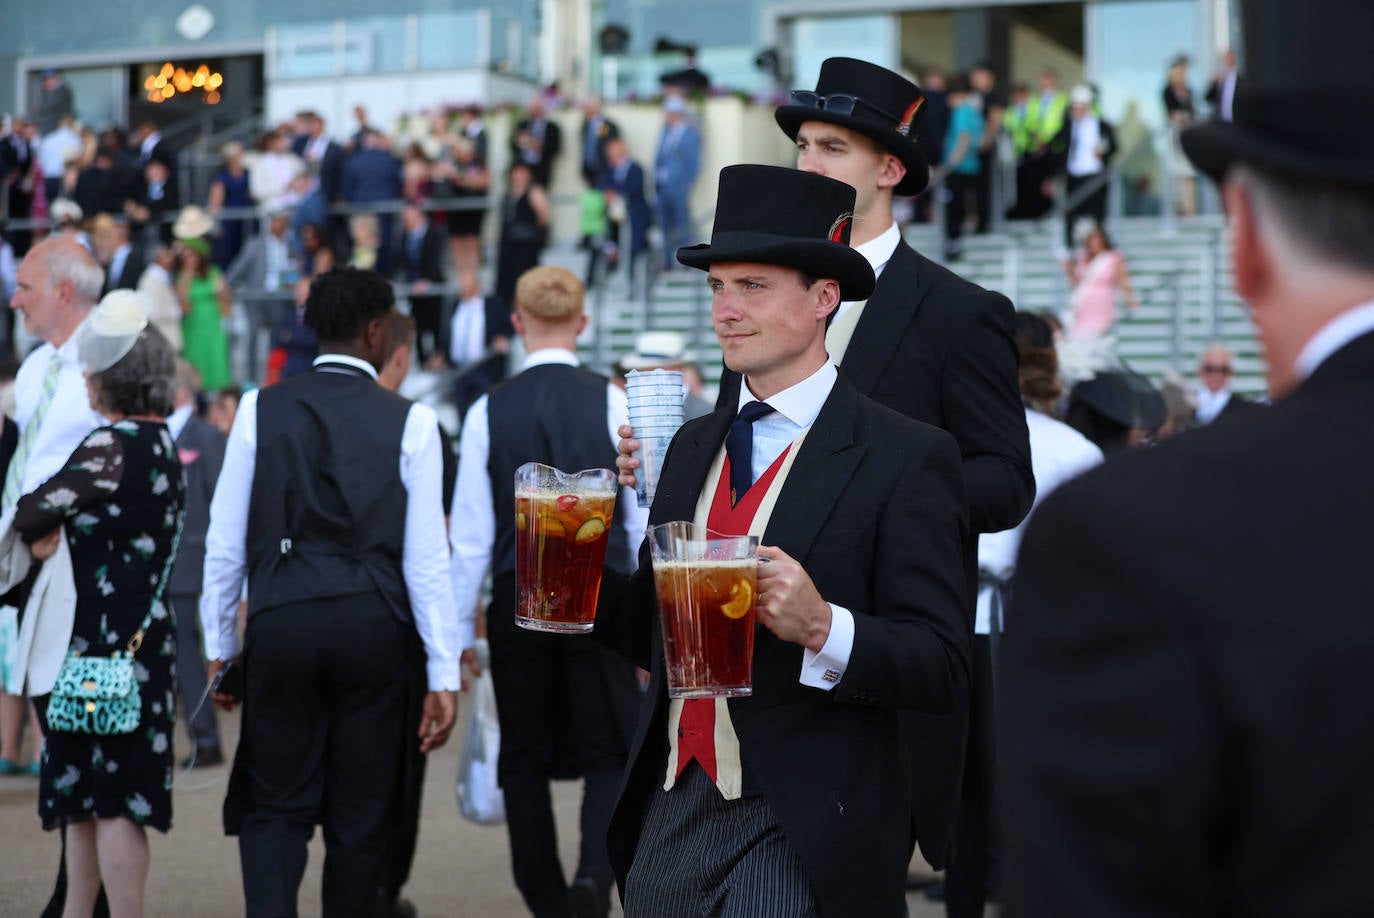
1219, 390, 1261, 420
103, 245, 147, 296
511, 118, 563, 186
168, 413, 226, 598
598, 374, 970, 917
579, 116, 620, 184
1000, 330, 1374, 916
716, 240, 1033, 865
1051, 117, 1119, 175
400, 224, 446, 284
295, 136, 346, 201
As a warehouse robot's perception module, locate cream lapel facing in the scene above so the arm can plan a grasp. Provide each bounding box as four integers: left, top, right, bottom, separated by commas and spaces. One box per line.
826, 299, 870, 366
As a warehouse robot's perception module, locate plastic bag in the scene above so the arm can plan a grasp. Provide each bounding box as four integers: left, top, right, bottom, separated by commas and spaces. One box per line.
455, 640, 506, 825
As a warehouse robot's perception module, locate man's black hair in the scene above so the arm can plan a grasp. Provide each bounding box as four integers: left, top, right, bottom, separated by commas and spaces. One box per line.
304, 267, 395, 343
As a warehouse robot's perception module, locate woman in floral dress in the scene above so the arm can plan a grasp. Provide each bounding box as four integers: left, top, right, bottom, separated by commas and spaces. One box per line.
16, 294, 184, 918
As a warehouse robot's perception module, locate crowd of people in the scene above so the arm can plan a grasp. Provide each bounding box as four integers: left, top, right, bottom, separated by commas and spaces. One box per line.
1, 83, 712, 401
5, 2, 1372, 916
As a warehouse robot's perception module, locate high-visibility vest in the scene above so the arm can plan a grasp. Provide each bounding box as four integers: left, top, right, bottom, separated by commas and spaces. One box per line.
1026, 91, 1068, 146
1004, 104, 1033, 156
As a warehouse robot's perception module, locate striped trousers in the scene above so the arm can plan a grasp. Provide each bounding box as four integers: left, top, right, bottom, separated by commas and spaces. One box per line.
623, 762, 820, 916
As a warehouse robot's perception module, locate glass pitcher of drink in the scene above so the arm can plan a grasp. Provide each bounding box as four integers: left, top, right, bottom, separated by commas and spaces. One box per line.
514, 463, 618, 633
648, 521, 760, 698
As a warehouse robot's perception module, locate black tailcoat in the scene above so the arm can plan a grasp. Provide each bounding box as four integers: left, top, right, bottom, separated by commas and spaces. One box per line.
1001, 330, 1374, 915
599, 374, 971, 916
716, 240, 1033, 865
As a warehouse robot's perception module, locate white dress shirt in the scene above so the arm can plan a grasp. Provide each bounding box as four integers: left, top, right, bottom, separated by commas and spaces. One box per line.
0, 242, 16, 302
832, 220, 900, 326
305, 134, 330, 164
139, 131, 161, 163
1067, 116, 1104, 177
448, 295, 487, 366
164, 403, 193, 441
1294, 298, 1374, 383
200, 354, 461, 690
449, 348, 650, 652
9, 329, 105, 504
1194, 387, 1234, 426
38, 125, 81, 178
108, 243, 131, 288
737, 362, 854, 691
1218, 70, 1238, 122
976, 408, 1102, 633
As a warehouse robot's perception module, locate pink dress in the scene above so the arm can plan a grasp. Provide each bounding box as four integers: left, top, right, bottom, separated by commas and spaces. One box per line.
1068, 250, 1123, 340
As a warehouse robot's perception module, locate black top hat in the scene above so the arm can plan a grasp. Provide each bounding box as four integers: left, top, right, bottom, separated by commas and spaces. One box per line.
775, 57, 931, 197
1182, 0, 1374, 187
676, 165, 875, 300
1072, 368, 1166, 431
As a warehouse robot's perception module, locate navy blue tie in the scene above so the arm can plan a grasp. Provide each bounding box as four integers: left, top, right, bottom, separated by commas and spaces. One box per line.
725, 401, 775, 507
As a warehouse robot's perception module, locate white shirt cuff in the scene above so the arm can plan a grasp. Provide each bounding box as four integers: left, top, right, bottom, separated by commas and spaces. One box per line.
210, 617, 241, 662
426, 655, 462, 692
458, 616, 476, 655
799, 603, 854, 691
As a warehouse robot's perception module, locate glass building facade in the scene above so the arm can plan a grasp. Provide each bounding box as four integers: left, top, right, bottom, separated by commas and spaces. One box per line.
5, 0, 1231, 208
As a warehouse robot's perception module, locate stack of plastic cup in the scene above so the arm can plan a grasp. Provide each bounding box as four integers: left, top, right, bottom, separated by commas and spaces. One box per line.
625, 369, 686, 508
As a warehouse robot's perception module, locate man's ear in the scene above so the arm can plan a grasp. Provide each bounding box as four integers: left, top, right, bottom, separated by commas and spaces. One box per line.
511, 310, 526, 337
1224, 176, 1268, 307
876, 152, 907, 191
816, 279, 842, 322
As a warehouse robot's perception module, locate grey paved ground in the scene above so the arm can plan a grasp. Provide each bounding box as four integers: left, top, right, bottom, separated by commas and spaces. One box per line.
0, 707, 946, 917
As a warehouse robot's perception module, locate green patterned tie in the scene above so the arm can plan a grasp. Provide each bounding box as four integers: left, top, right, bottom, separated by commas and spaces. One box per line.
3, 353, 64, 510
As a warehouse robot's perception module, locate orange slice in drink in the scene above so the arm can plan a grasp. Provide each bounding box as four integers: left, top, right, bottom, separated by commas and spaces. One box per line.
574, 518, 607, 543
720, 579, 752, 619
538, 517, 567, 538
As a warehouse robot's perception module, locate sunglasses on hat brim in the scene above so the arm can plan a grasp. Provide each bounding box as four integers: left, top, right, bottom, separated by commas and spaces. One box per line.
789, 90, 900, 126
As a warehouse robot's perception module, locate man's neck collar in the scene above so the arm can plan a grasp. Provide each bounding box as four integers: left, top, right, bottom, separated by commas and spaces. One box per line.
743, 352, 829, 402
849, 206, 896, 248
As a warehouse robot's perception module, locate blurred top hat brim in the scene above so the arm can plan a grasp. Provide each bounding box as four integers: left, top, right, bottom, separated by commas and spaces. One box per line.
677, 231, 875, 301
774, 105, 930, 197
1182, 92, 1374, 188
1073, 368, 1166, 431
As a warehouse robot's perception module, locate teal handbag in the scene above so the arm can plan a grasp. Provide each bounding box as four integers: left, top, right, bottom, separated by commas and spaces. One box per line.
46, 643, 144, 735
45, 510, 183, 736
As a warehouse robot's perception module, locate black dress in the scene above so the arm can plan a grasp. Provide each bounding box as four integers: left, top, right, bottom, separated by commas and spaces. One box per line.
495, 189, 546, 305
16, 421, 186, 833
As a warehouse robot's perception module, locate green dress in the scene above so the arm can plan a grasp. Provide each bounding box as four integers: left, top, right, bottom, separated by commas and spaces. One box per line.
181, 268, 232, 391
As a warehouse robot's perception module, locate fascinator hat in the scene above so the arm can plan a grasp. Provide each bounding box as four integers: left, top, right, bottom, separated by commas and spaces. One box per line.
76, 290, 151, 374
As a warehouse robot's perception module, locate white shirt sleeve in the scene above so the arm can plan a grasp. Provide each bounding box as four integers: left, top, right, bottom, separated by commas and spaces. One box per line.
400, 403, 462, 691
448, 395, 494, 654
199, 389, 259, 662
799, 604, 855, 691
607, 383, 650, 565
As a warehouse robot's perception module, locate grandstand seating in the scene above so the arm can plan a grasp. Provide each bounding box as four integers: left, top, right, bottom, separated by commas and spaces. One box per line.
583, 215, 1268, 399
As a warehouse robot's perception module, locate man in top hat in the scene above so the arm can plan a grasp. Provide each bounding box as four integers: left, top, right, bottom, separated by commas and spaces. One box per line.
596, 164, 970, 917
696, 56, 1032, 889
999, 0, 1374, 912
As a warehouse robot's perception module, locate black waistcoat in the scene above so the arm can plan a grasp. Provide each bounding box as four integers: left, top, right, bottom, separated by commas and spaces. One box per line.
487, 362, 630, 578
247, 362, 412, 622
